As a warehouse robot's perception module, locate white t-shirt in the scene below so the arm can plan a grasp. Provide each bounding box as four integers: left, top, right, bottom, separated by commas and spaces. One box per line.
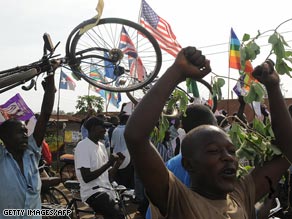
111, 125, 131, 169
74, 137, 115, 202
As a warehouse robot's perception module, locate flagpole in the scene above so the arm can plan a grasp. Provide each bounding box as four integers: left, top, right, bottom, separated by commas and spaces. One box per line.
227, 30, 232, 113
106, 93, 110, 113
138, 0, 143, 22
56, 69, 62, 172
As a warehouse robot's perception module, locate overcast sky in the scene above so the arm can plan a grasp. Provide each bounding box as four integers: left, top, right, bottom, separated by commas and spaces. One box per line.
1, 0, 292, 113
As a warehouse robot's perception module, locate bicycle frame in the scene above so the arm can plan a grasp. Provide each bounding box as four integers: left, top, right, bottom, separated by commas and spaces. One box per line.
0, 16, 162, 94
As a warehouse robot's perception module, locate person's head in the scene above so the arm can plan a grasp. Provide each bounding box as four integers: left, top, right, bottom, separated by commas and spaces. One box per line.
0, 119, 28, 155
181, 125, 238, 199
109, 115, 120, 126
119, 113, 130, 125
182, 104, 217, 133
84, 116, 112, 142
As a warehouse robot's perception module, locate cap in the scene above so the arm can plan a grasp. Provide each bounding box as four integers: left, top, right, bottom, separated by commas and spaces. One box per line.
84, 116, 112, 131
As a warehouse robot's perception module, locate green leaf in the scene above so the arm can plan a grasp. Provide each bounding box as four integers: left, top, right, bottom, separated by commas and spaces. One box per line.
252, 118, 267, 136
268, 33, 278, 45
269, 144, 282, 155
279, 34, 290, 47
285, 51, 292, 57
212, 79, 223, 100
273, 39, 286, 59
242, 33, 250, 42
243, 84, 256, 103
217, 78, 225, 87
275, 59, 292, 76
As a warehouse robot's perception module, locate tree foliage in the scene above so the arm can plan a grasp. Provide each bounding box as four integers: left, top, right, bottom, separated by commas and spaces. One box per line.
75, 95, 104, 114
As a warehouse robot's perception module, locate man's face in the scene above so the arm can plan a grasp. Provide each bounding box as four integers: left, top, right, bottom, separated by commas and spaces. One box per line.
92, 125, 106, 140
185, 127, 238, 198
6, 121, 28, 153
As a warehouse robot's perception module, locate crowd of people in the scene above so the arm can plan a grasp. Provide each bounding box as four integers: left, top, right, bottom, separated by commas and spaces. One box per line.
1, 45, 292, 219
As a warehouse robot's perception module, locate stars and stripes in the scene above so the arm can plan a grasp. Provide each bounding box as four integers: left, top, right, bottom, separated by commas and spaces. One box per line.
139, 0, 182, 58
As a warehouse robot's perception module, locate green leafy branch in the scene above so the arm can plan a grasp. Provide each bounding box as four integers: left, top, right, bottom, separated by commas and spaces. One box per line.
227, 116, 282, 176
150, 88, 189, 144
211, 18, 292, 103
241, 18, 292, 76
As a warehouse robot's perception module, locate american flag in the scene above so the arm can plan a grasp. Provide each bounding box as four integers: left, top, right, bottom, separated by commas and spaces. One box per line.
119, 26, 146, 81
140, 0, 182, 57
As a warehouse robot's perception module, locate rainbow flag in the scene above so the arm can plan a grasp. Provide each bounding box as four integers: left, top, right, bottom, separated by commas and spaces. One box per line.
230, 28, 259, 96
229, 28, 253, 73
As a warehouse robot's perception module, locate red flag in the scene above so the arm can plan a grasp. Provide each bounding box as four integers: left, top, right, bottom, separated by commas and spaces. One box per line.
119, 26, 146, 81
139, 0, 182, 57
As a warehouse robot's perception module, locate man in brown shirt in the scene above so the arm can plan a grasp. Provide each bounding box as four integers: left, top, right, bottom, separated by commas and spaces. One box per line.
124, 46, 292, 218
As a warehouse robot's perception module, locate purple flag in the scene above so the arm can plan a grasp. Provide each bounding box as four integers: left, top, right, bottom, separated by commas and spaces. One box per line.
0, 93, 34, 124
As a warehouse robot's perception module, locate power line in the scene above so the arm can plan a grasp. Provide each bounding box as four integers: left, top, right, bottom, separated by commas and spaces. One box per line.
205, 39, 292, 56
197, 30, 292, 49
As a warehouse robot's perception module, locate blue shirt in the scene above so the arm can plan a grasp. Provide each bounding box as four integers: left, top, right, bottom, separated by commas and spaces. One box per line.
81, 124, 88, 139
0, 135, 42, 219
166, 154, 190, 187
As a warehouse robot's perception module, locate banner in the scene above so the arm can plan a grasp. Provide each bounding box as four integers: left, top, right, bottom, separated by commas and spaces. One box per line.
0, 93, 34, 124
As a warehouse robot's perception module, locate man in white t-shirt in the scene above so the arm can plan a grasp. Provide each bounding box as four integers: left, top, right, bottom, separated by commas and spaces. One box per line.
74, 116, 125, 219
111, 113, 134, 188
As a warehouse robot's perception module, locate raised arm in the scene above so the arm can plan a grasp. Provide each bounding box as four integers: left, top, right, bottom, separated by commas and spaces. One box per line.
251, 60, 292, 201
124, 47, 211, 214
253, 61, 292, 158
33, 74, 56, 146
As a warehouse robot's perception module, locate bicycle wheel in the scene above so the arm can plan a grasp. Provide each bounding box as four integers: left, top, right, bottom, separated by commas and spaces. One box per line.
41, 187, 69, 206
195, 79, 217, 113
0, 68, 38, 91
60, 163, 77, 183
69, 17, 162, 92
125, 78, 217, 113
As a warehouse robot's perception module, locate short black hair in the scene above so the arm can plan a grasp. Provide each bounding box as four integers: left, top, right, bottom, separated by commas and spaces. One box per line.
182, 104, 217, 133
84, 116, 112, 131
0, 119, 22, 142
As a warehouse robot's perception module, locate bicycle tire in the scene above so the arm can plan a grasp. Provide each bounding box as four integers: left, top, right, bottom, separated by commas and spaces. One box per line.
196, 79, 217, 113
69, 17, 162, 92
41, 187, 69, 206
0, 68, 38, 90
125, 78, 217, 113
60, 163, 77, 183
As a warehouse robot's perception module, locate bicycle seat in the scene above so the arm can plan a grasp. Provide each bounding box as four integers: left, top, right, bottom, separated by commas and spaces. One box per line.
41, 177, 61, 189
64, 180, 80, 190
60, 154, 74, 164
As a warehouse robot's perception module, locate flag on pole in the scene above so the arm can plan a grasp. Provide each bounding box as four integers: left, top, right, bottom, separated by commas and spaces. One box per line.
119, 26, 146, 81
108, 92, 121, 108
0, 93, 34, 124
139, 0, 182, 58
90, 65, 121, 109
104, 52, 116, 79
229, 28, 253, 73
59, 70, 76, 90
230, 28, 257, 96
139, 0, 200, 99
